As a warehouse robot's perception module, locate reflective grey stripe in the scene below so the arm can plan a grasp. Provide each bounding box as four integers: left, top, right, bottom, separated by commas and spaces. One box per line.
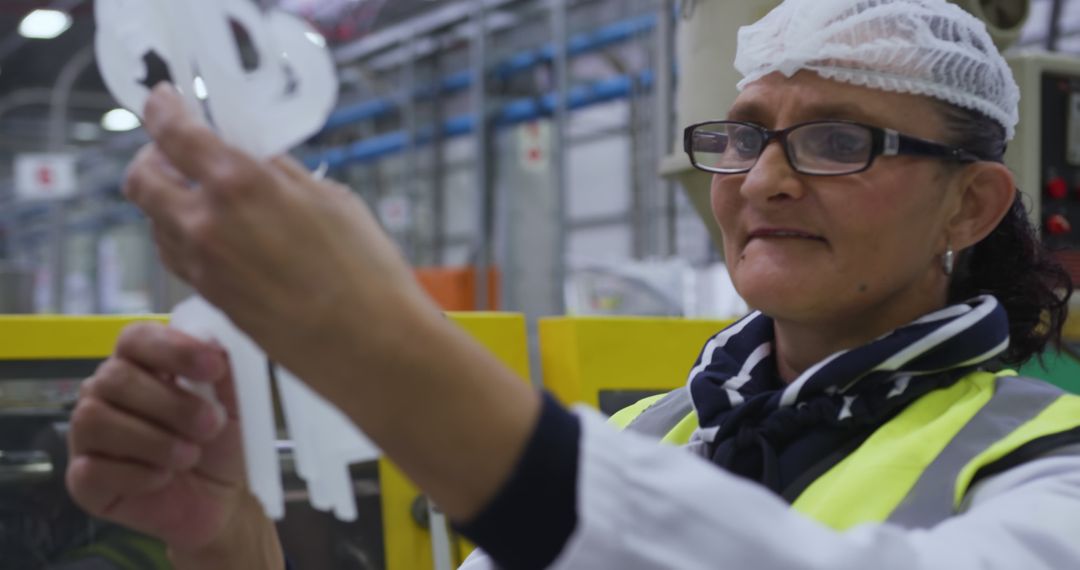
1036, 442, 1080, 460
887, 376, 1064, 529
625, 387, 695, 439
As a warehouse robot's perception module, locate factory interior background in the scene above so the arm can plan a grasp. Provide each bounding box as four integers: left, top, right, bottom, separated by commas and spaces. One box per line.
2, 0, 1080, 568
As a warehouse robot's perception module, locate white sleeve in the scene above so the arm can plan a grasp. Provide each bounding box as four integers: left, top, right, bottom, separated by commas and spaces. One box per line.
540, 406, 1080, 570
457, 548, 496, 570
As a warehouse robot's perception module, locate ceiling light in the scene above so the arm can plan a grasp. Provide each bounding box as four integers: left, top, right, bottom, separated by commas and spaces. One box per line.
19, 9, 73, 40
102, 108, 140, 132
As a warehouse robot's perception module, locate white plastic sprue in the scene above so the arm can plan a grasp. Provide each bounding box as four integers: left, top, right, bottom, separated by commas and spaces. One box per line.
94, 0, 379, 521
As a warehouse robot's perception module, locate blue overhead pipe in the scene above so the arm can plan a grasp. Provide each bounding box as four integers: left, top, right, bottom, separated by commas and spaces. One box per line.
307, 70, 654, 169
321, 99, 397, 129
9, 68, 656, 231
320, 14, 656, 133
494, 14, 655, 77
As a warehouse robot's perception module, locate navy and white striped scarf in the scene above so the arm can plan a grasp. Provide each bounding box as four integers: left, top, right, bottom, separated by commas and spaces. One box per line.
686, 295, 1010, 495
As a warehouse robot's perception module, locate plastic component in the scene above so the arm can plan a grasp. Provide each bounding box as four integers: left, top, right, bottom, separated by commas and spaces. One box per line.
276, 365, 378, 521
94, 0, 337, 159
171, 296, 284, 519
94, 0, 356, 521
734, 0, 1021, 140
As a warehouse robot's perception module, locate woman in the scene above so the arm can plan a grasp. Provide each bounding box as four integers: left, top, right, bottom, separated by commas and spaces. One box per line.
65, 0, 1080, 568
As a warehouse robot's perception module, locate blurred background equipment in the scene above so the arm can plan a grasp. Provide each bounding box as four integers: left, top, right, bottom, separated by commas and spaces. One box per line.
0, 0, 1077, 568
1006, 52, 1080, 286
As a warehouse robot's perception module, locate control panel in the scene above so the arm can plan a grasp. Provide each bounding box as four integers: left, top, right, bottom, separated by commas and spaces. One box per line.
1038, 73, 1080, 249
1006, 53, 1080, 283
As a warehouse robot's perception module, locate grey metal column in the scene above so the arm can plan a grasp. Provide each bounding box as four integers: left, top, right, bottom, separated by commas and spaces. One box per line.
629, 65, 647, 259
431, 38, 447, 266
654, 0, 678, 256
403, 32, 420, 263
90, 207, 105, 314
48, 202, 67, 313
1047, 0, 1065, 51
471, 0, 491, 310
46, 46, 96, 313
551, 0, 569, 314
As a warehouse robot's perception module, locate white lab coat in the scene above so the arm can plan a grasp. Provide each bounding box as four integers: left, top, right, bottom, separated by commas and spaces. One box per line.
459, 407, 1080, 569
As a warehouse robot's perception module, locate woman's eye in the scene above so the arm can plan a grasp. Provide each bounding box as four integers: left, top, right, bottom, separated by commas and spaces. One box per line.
732, 130, 761, 157
824, 131, 868, 156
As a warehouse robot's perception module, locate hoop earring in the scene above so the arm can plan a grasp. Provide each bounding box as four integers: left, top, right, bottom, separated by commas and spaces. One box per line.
942, 245, 955, 277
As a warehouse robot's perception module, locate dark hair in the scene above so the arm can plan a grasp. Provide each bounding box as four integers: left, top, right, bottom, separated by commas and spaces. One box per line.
936, 103, 1073, 366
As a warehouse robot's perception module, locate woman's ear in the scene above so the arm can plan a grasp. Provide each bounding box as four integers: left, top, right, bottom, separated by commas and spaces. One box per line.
947, 162, 1016, 250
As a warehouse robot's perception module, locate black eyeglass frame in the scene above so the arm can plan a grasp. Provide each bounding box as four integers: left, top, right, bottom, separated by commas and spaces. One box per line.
682, 119, 983, 176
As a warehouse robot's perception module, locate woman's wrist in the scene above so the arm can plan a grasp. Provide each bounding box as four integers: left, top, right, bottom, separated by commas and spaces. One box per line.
283, 278, 442, 393
167, 494, 284, 570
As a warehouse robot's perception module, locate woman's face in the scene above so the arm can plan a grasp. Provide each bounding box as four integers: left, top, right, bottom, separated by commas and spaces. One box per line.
712, 71, 961, 326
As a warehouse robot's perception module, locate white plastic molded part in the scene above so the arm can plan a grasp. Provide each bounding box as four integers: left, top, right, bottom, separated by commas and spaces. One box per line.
96, 0, 355, 521
171, 296, 284, 520
94, 0, 337, 159
276, 366, 380, 522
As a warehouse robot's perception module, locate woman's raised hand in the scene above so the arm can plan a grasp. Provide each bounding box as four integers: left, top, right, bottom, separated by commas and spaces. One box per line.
123, 83, 435, 389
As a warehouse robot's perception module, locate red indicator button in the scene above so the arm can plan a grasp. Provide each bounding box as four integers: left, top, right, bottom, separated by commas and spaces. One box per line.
1047, 177, 1069, 199
1047, 214, 1072, 236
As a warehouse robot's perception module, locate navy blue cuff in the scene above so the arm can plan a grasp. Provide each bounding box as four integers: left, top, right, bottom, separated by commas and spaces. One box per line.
454, 391, 581, 569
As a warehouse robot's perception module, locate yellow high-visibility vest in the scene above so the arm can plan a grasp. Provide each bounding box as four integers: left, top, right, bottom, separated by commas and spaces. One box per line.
609, 371, 1080, 529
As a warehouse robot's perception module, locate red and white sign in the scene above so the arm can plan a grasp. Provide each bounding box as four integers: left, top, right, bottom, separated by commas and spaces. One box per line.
15, 153, 77, 201
377, 195, 413, 232
517, 120, 551, 173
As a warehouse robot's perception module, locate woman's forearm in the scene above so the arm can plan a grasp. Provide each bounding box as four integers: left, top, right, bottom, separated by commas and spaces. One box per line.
269, 285, 543, 522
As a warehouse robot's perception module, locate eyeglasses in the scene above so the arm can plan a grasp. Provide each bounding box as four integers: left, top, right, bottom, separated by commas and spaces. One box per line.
683, 120, 982, 176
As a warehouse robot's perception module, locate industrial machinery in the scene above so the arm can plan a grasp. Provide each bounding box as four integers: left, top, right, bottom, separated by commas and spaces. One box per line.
1006, 52, 1080, 284
0, 313, 530, 570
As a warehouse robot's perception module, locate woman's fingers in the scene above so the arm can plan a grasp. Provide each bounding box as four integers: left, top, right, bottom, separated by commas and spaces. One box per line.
142, 83, 236, 183
270, 154, 318, 183
83, 357, 224, 443
114, 322, 240, 419
68, 396, 202, 471
141, 83, 271, 207
123, 144, 199, 238
66, 455, 174, 517
115, 322, 227, 385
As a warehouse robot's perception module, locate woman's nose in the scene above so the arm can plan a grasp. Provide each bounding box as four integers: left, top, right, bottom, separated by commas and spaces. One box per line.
739, 142, 805, 204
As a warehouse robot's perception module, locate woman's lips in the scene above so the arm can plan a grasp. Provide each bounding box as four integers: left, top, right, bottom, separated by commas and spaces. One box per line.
747, 228, 827, 242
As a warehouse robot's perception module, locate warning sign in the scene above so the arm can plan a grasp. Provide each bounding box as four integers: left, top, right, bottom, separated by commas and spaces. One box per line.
517, 120, 551, 173
15, 153, 77, 201
377, 195, 413, 232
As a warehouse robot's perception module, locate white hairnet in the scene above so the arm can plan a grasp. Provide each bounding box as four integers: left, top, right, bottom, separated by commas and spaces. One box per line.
734, 0, 1020, 141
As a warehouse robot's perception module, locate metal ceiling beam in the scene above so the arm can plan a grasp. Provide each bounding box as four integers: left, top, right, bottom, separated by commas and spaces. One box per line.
0, 88, 114, 122
333, 0, 528, 64
1047, 0, 1065, 50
